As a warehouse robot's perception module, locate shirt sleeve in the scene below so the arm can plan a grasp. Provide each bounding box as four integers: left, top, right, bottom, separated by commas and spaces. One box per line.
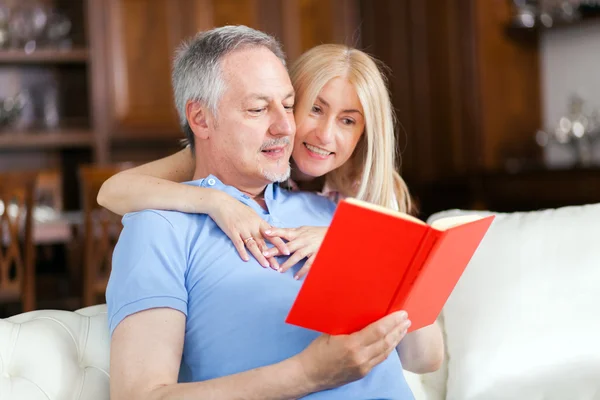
106, 210, 188, 335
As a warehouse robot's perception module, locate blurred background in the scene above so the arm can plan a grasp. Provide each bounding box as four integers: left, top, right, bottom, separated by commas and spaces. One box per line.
0, 0, 599, 315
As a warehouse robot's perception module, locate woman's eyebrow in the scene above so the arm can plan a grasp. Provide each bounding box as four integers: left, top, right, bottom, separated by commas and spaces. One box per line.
317, 96, 363, 116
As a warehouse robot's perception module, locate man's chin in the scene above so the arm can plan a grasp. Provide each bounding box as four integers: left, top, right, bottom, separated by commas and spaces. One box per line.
261, 166, 291, 183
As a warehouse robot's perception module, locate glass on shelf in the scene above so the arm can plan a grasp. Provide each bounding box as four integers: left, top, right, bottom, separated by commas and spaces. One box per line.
1, 0, 72, 53
0, 91, 29, 130
536, 95, 600, 168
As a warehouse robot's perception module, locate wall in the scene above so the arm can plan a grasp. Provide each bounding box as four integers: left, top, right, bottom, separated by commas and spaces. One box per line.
540, 22, 600, 130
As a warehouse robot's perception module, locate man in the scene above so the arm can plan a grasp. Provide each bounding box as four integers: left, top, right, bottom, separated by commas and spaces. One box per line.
107, 25, 433, 400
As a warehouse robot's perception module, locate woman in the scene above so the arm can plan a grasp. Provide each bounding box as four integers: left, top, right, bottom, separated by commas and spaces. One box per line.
99, 43, 412, 277
98, 43, 443, 374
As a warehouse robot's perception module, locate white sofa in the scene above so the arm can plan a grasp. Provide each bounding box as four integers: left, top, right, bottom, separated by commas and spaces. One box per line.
0, 305, 109, 400
2, 203, 600, 400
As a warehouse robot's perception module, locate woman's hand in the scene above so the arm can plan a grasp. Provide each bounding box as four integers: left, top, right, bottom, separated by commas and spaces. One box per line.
208, 191, 290, 269
263, 226, 327, 279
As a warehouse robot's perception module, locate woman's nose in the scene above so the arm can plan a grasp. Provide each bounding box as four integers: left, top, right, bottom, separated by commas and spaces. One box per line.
316, 119, 335, 144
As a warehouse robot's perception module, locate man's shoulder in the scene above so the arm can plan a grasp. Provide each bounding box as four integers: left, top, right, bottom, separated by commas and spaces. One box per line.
122, 208, 207, 230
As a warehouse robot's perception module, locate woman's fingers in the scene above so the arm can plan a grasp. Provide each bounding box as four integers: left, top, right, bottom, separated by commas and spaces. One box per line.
232, 236, 251, 262
263, 237, 305, 258
267, 256, 279, 271
265, 236, 290, 256
279, 250, 309, 274
264, 227, 296, 241
244, 236, 270, 268
294, 254, 316, 280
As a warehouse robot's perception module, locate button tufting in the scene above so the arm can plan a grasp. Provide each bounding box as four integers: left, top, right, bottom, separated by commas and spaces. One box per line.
207, 178, 216, 186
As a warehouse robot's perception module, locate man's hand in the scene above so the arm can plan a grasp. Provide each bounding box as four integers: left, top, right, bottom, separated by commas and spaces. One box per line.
296, 311, 411, 391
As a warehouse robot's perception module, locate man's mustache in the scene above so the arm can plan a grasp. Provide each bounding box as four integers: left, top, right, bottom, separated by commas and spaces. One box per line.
260, 138, 291, 151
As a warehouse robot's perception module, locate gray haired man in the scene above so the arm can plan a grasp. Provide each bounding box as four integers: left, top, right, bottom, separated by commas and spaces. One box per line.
107, 25, 415, 400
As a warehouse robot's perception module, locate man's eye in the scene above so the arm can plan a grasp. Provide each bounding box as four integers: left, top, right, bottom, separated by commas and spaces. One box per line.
249, 108, 266, 114
284, 104, 295, 112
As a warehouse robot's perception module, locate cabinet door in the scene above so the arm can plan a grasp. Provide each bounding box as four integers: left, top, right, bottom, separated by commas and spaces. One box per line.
101, 0, 360, 139
103, 0, 212, 139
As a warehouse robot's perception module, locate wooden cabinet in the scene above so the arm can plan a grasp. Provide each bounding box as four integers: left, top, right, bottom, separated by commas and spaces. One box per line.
101, 0, 204, 139
360, 0, 541, 184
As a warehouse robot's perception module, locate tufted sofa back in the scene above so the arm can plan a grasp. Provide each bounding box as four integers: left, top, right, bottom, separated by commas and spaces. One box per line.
0, 305, 109, 400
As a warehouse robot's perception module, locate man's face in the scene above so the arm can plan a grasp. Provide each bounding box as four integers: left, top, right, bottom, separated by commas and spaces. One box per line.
209, 47, 295, 188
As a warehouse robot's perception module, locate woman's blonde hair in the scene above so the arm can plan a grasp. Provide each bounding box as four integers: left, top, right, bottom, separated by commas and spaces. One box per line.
290, 44, 412, 213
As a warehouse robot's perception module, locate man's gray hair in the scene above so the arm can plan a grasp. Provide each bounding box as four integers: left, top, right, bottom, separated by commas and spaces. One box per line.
172, 25, 286, 150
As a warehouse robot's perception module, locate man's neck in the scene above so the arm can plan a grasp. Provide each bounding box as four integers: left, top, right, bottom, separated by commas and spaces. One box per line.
193, 152, 269, 209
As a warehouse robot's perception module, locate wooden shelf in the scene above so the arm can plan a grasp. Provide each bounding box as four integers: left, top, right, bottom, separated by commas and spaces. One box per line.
506, 8, 600, 35
0, 49, 89, 64
0, 129, 94, 150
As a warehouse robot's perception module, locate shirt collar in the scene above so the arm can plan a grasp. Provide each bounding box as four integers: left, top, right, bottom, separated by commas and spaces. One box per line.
184, 174, 280, 213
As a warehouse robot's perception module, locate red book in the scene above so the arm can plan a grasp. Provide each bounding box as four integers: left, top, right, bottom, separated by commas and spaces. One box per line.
286, 198, 495, 335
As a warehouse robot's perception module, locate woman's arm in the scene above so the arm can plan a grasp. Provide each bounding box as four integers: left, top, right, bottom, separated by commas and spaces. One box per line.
97, 147, 204, 216
97, 147, 289, 264
397, 322, 444, 374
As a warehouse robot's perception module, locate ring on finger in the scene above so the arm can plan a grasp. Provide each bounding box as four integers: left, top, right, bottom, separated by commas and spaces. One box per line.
243, 236, 256, 245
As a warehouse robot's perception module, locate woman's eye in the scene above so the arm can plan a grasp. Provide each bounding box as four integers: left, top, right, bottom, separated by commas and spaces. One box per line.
311, 105, 322, 114
342, 118, 355, 126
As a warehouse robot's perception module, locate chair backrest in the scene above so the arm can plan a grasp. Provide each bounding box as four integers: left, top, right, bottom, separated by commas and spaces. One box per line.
0, 171, 38, 312
35, 169, 63, 212
79, 165, 128, 307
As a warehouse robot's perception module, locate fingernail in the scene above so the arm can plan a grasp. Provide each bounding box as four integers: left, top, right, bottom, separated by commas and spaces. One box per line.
285, 250, 290, 256
294, 275, 299, 280
398, 311, 408, 320
264, 230, 271, 235
263, 251, 270, 257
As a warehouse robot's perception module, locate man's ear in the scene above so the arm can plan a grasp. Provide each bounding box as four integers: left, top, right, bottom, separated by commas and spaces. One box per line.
186, 100, 212, 140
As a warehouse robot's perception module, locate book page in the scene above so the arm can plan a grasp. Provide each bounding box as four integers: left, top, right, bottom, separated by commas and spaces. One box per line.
430, 214, 483, 231
344, 197, 425, 225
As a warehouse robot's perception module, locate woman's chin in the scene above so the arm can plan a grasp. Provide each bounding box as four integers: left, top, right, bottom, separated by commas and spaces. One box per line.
292, 164, 330, 181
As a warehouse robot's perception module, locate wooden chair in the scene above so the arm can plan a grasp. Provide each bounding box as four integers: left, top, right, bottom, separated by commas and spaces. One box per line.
0, 172, 38, 312
79, 165, 127, 307
35, 169, 64, 212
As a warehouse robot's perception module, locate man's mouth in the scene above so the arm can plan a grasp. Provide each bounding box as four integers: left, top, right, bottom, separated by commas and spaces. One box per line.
304, 143, 333, 157
261, 146, 286, 154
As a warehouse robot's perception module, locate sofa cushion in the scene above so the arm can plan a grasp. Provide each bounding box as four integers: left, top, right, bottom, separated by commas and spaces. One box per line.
428, 204, 600, 400
0, 305, 109, 400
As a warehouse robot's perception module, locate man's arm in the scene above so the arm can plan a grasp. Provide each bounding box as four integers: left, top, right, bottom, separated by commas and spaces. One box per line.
110, 308, 315, 400
110, 308, 412, 400
397, 321, 444, 374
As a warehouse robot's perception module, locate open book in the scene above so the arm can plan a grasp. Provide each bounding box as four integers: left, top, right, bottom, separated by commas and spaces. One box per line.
286, 198, 495, 334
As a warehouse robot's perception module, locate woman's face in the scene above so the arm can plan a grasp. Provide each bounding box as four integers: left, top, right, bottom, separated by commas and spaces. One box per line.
292, 77, 366, 180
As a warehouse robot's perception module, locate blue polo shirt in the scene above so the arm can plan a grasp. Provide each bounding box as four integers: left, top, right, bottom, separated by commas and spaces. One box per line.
106, 175, 414, 399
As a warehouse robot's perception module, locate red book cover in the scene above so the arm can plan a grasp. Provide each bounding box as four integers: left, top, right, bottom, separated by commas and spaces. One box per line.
285, 198, 494, 335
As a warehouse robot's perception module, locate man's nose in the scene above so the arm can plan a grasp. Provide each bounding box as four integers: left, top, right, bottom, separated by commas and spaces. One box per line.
316, 119, 335, 145
269, 107, 295, 137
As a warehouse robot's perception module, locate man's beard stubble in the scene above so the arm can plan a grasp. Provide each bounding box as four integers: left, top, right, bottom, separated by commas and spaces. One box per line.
261, 163, 291, 183
260, 137, 292, 183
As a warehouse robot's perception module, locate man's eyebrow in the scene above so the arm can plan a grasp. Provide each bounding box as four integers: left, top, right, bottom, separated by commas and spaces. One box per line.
245, 90, 295, 103
316, 96, 363, 116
